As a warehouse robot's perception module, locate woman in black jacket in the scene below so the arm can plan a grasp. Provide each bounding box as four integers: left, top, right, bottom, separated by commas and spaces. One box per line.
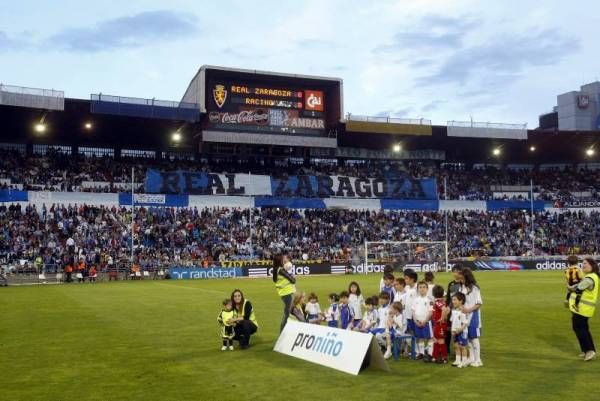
230, 289, 259, 349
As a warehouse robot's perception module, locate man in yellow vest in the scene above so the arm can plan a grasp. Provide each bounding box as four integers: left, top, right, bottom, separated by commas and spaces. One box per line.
568, 257, 599, 361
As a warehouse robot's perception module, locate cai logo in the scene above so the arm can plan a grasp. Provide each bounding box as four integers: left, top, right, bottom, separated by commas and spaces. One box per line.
213, 84, 228, 108
577, 94, 590, 109
304, 90, 324, 111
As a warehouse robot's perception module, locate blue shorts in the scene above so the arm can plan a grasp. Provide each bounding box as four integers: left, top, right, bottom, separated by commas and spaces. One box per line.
328, 320, 338, 328
414, 321, 432, 339
307, 314, 320, 323
390, 328, 408, 338
406, 319, 415, 335
370, 328, 386, 335
353, 319, 362, 327
468, 310, 481, 339
454, 332, 468, 346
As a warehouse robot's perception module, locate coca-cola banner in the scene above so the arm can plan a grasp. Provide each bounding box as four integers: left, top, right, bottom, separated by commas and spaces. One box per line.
209, 109, 269, 126
208, 108, 325, 130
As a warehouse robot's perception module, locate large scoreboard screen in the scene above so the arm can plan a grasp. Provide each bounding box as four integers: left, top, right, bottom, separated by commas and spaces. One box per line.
208, 83, 326, 134
191, 66, 342, 147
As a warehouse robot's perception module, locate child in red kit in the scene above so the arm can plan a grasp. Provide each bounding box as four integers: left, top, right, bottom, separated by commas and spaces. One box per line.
431, 285, 449, 363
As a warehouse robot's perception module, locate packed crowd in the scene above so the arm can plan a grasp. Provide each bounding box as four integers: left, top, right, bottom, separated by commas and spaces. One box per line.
1, 148, 599, 200
1, 203, 598, 273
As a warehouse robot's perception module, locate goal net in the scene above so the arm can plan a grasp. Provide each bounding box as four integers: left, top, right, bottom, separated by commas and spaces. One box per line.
364, 241, 449, 274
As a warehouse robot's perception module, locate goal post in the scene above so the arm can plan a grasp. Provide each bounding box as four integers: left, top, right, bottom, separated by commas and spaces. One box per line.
364, 241, 449, 274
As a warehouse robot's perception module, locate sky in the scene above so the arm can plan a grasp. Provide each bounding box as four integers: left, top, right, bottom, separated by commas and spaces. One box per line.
1, 0, 598, 127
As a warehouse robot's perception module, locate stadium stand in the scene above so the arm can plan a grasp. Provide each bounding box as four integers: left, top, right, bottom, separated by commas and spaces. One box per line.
2, 75, 600, 283
1, 202, 599, 278
1, 148, 599, 201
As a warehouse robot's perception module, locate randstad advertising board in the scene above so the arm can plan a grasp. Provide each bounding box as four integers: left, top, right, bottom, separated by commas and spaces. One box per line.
274, 321, 388, 375
170, 267, 244, 280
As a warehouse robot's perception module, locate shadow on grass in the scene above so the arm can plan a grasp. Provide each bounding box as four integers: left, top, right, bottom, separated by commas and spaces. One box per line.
536, 332, 578, 356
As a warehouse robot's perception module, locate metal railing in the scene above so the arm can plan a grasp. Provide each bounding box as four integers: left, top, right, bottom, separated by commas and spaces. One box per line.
90, 94, 200, 122
2, 264, 169, 285
447, 120, 527, 130
91, 94, 198, 110
0, 83, 65, 111
0, 84, 64, 98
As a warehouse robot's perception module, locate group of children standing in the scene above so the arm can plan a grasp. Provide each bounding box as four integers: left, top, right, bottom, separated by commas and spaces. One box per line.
215, 262, 483, 366
289, 266, 483, 368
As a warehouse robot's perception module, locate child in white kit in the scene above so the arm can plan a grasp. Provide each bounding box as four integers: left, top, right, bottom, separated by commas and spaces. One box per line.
403, 269, 419, 335
425, 271, 435, 298
412, 281, 434, 362
393, 278, 407, 309
382, 302, 405, 359
348, 281, 365, 328
356, 296, 378, 332
305, 292, 324, 324
379, 265, 395, 292
371, 292, 391, 339
451, 292, 471, 368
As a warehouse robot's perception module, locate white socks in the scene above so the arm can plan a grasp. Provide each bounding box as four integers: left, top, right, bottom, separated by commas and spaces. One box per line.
417, 341, 432, 355
470, 338, 481, 363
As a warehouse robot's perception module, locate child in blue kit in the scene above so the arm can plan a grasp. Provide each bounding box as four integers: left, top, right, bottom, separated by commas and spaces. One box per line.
381, 273, 395, 303
339, 291, 355, 329
325, 293, 340, 328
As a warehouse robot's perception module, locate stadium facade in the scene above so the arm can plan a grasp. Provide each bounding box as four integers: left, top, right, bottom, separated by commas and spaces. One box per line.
1, 67, 599, 165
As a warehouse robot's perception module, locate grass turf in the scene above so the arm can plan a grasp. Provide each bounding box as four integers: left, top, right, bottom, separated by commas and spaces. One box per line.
1, 271, 598, 401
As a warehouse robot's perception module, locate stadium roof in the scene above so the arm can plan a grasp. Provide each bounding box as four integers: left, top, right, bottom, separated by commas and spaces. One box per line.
2, 97, 600, 165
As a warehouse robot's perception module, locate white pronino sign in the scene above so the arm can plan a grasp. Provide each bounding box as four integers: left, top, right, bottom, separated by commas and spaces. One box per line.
273, 320, 388, 375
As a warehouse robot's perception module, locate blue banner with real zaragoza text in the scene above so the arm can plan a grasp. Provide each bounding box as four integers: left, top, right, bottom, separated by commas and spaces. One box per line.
145, 169, 437, 200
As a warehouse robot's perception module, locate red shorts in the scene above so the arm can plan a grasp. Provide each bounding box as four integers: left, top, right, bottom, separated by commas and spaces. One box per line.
433, 322, 448, 339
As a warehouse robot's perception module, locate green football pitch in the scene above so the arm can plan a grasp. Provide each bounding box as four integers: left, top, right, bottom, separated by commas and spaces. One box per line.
1, 271, 598, 401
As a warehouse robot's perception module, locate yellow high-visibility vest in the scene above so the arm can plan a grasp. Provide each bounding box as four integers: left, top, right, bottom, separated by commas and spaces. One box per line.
570, 273, 599, 318
234, 300, 259, 328
275, 269, 296, 297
